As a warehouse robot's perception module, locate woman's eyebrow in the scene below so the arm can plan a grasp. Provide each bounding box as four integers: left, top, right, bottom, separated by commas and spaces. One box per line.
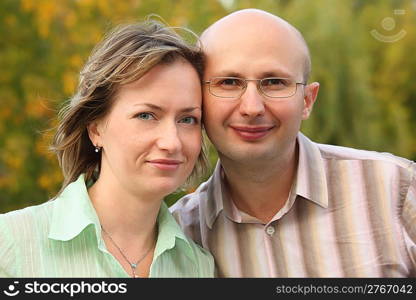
134, 103, 201, 113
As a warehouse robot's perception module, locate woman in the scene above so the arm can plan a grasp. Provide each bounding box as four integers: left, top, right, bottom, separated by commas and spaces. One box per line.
0, 20, 214, 277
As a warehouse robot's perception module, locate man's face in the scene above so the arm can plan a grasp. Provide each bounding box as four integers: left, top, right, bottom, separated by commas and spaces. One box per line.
202, 17, 318, 164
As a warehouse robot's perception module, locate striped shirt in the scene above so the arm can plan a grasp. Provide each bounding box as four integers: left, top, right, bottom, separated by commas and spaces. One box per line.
170, 133, 416, 277
0, 175, 214, 278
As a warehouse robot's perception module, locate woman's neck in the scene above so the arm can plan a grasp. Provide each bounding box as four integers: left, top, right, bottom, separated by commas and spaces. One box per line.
87, 173, 160, 278
87, 172, 160, 241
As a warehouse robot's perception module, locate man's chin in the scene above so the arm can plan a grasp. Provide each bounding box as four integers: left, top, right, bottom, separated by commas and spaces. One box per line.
219, 147, 278, 164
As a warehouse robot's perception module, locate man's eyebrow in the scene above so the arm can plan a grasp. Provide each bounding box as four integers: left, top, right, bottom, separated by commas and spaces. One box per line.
212, 70, 294, 79
261, 71, 293, 78
134, 103, 201, 113
211, 71, 244, 78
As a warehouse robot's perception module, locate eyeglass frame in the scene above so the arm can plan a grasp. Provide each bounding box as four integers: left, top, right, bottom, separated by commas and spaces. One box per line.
203, 76, 307, 99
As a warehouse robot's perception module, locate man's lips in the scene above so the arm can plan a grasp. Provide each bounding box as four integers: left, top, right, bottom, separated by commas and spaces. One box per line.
147, 159, 183, 171
230, 125, 275, 141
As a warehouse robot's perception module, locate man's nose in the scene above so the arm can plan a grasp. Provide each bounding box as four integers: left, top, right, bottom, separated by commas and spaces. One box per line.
156, 122, 182, 153
238, 82, 266, 118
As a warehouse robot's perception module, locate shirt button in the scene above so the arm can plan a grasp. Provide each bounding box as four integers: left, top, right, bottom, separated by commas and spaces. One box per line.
266, 225, 275, 236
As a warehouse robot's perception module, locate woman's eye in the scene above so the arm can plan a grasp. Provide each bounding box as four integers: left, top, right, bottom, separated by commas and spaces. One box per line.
179, 116, 198, 124
136, 112, 155, 120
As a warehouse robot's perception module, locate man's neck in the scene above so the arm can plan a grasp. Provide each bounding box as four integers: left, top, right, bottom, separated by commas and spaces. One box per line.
220, 145, 299, 224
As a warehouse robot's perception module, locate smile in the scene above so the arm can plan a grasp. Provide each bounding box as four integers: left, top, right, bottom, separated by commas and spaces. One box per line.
230, 125, 275, 141
147, 159, 183, 171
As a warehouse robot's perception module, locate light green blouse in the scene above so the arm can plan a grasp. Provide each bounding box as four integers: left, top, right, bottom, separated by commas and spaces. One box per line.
0, 175, 215, 277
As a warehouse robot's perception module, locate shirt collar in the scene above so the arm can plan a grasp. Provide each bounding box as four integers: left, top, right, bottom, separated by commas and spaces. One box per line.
49, 175, 197, 265
203, 161, 226, 229
153, 201, 196, 263
48, 174, 102, 242
295, 132, 329, 208
203, 132, 329, 228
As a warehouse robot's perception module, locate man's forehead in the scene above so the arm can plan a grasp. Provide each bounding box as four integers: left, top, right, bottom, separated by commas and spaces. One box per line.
200, 9, 311, 81
201, 9, 296, 47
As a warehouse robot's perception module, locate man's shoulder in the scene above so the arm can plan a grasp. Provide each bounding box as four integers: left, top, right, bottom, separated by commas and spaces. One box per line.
316, 142, 415, 171
170, 183, 208, 226
169, 181, 215, 244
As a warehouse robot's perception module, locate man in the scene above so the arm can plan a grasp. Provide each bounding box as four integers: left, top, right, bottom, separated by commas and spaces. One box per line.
170, 9, 416, 277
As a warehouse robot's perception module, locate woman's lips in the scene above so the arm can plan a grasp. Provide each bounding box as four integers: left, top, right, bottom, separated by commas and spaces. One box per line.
230, 125, 274, 141
147, 159, 182, 171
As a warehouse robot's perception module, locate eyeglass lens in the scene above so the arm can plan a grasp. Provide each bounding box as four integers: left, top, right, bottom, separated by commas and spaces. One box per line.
208, 77, 297, 98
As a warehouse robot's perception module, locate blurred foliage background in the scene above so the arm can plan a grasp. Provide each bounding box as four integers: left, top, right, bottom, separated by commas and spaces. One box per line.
1, 0, 415, 213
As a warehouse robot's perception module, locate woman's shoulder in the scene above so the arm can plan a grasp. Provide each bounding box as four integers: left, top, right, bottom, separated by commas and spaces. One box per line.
0, 201, 56, 277
0, 200, 56, 241
1, 200, 55, 224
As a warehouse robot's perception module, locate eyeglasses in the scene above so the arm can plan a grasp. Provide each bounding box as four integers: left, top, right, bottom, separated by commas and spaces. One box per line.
204, 77, 306, 100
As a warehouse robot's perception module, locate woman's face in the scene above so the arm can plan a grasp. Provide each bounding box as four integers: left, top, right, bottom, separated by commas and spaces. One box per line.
91, 59, 202, 198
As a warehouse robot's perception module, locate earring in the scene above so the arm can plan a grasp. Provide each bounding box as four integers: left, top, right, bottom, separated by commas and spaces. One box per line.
95, 145, 101, 153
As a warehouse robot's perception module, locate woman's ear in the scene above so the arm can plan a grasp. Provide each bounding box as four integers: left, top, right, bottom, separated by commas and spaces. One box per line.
87, 120, 103, 147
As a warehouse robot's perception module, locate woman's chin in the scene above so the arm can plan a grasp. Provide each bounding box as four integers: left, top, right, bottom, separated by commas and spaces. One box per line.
145, 178, 184, 198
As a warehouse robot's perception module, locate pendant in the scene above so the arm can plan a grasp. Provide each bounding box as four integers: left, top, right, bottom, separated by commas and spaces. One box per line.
131, 263, 137, 269
132, 269, 139, 278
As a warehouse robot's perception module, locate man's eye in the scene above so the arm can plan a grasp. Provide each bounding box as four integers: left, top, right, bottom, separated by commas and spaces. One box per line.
213, 78, 243, 90
220, 78, 239, 86
136, 112, 155, 120
179, 116, 198, 125
263, 78, 284, 86
212, 78, 242, 86
262, 78, 291, 90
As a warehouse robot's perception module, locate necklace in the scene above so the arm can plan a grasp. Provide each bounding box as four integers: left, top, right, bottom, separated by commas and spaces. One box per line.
101, 226, 154, 278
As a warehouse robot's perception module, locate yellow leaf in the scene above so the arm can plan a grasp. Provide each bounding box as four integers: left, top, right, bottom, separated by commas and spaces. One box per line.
21, 0, 35, 12
63, 72, 77, 95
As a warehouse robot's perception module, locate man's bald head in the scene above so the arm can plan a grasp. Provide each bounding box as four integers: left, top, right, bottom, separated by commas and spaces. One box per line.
200, 9, 311, 82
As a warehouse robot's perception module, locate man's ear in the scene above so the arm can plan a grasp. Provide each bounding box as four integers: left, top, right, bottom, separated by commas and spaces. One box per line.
302, 82, 319, 120
87, 120, 103, 147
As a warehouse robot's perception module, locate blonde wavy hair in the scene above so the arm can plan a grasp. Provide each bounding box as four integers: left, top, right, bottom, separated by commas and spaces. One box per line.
51, 20, 208, 193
